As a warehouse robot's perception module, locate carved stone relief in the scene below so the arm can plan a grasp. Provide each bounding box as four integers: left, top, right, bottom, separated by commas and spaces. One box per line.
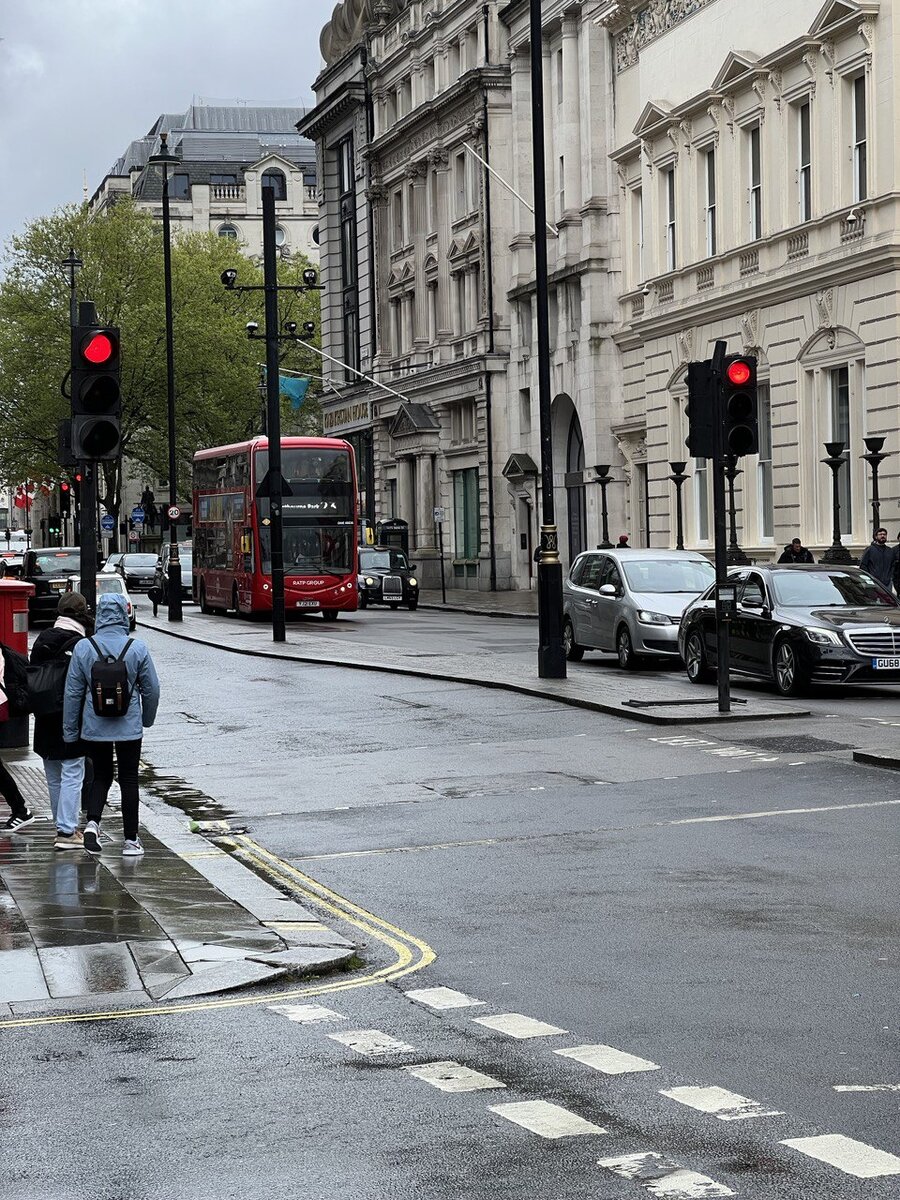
614, 0, 717, 73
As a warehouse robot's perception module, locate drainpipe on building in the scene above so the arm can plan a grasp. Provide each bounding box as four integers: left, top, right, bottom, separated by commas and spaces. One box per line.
482, 85, 498, 592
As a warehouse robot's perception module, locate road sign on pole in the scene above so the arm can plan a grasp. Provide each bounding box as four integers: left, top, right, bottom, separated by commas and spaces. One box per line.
100, 514, 115, 532
167, 505, 181, 521
128, 529, 139, 543
131, 506, 145, 525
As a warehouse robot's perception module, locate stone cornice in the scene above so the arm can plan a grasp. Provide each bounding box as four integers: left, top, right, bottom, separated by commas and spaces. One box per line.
298, 82, 367, 140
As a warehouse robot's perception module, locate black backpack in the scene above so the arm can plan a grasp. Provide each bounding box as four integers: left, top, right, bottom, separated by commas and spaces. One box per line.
26, 657, 70, 716
1, 644, 30, 716
89, 638, 134, 718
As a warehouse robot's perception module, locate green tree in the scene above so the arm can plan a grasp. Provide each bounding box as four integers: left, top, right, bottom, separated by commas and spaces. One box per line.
0, 199, 322, 525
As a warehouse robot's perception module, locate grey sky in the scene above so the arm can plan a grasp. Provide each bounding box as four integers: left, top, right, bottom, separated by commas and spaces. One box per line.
0, 0, 333, 253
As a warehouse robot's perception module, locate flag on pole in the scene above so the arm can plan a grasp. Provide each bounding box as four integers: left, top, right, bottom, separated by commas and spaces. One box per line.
279, 375, 311, 411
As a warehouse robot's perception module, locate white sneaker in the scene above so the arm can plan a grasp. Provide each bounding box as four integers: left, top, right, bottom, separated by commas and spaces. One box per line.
122, 838, 144, 857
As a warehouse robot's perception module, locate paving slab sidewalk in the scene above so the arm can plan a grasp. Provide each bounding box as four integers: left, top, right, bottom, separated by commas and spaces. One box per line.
0, 762, 354, 1015
143, 606, 809, 727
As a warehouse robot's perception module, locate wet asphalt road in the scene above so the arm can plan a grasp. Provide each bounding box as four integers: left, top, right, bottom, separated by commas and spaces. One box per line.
0, 614, 898, 1199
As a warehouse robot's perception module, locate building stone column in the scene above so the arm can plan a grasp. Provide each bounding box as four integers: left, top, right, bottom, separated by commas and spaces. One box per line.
366, 183, 390, 366
429, 148, 452, 340
407, 160, 429, 345
398, 455, 416, 533
415, 454, 436, 553
561, 12, 581, 215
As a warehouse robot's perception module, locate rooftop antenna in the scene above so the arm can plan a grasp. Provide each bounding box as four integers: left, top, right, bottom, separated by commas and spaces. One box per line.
82, 169, 88, 201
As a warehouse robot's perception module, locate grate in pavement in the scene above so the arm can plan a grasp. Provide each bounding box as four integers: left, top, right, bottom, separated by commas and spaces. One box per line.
731, 735, 852, 754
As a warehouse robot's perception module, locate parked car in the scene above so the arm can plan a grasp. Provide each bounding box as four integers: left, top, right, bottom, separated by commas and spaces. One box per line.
563, 549, 715, 669
679, 564, 900, 696
66, 574, 137, 631
357, 546, 419, 611
22, 547, 81, 626
115, 552, 158, 592
152, 542, 193, 606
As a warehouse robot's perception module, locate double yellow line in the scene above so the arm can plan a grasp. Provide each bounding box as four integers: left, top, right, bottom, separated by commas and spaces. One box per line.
0, 835, 435, 1031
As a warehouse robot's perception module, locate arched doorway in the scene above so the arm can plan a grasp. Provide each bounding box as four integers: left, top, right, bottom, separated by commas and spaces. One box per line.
551, 394, 586, 565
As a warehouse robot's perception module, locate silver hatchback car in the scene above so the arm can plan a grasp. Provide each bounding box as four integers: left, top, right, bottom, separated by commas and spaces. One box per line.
563, 549, 715, 669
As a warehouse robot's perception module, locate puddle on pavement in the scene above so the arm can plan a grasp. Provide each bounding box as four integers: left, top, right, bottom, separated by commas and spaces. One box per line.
139, 763, 237, 825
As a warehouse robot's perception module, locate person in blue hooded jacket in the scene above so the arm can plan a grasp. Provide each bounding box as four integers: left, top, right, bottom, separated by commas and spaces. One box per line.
63, 593, 160, 856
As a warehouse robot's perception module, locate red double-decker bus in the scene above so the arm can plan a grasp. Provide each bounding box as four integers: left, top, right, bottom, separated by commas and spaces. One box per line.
192, 436, 358, 620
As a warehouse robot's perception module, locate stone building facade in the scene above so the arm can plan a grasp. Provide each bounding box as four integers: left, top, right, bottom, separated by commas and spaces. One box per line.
602, 0, 900, 558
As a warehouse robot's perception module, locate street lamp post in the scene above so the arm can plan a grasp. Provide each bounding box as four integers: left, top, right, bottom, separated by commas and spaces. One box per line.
593, 465, 613, 549
862, 435, 890, 537
668, 461, 689, 551
529, 0, 565, 679
820, 441, 855, 564
148, 132, 183, 622
723, 454, 750, 565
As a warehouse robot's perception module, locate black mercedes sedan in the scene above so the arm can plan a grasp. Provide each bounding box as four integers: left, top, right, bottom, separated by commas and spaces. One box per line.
678, 564, 900, 695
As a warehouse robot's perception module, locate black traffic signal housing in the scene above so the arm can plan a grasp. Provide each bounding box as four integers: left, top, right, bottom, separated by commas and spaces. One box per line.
685, 360, 716, 459
59, 481, 71, 518
72, 471, 82, 510
71, 324, 122, 459
721, 355, 759, 457
47, 513, 61, 539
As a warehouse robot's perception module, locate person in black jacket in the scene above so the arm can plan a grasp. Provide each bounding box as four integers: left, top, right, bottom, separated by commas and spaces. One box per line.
778, 538, 815, 564
859, 528, 894, 592
0, 643, 33, 832
30, 592, 91, 850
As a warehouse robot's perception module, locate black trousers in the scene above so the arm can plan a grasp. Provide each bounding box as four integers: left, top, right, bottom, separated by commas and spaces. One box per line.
0, 756, 27, 816
85, 739, 142, 842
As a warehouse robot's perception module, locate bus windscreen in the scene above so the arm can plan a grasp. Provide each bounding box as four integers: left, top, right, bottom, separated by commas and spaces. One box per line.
255, 447, 354, 576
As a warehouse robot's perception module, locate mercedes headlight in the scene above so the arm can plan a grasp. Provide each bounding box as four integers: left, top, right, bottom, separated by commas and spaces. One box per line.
804, 626, 841, 645
637, 610, 672, 625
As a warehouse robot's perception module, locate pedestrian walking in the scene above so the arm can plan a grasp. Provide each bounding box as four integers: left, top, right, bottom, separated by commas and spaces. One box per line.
0, 642, 34, 832
893, 534, 900, 594
859, 527, 894, 592
616, 534, 630, 549
30, 593, 92, 850
777, 538, 815, 564
63, 593, 160, 857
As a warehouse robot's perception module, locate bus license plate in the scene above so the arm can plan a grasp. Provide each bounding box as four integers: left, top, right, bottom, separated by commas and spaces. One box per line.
872, 657, 900, 670
296, 600, 319, 608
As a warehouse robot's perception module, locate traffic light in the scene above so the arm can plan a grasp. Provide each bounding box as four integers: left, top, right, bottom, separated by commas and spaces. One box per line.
71, 324, 121, 460
721, 355, 758, 457
48, 514, 61, 538
685, 360, 716, 459
72, 471, 82, 508
59, 481, 71, 518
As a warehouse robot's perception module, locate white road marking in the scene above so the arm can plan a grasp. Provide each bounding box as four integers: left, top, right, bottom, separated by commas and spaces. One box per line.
472, 1013, 567, 1039
404, 1061, 506, 1093
665, 798, 900, 825
780, 1134, 900, 1178
327, 1029, 416, 1056
598, 1152, 734, 1197
555, 1043, 660, 1075
404, 986, 485, 1010
660, 1086, 784, 1121
269, 1003, 343, 1023
833, 1083, 900, 1092
490, 1099, 605, 1138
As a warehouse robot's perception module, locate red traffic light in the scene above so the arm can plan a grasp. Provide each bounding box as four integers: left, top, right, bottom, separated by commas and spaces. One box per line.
74, 472, 83, 483
726, 359, 751, 387
81, 331, 116, 365
60, 481, 70, 492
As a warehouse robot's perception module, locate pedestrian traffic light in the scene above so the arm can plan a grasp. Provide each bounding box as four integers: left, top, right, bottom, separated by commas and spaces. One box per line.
59, 481, 71, 518
721, 355, 758, 457
685, 360, 716, 460
71, 324, 121, 460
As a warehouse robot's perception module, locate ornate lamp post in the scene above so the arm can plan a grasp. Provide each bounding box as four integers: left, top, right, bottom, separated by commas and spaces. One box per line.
820, 441, 855, 564
594, 465, 613, 549
668, 461, 689, 551
862, 436, 890, 537
723, 454, 750, 564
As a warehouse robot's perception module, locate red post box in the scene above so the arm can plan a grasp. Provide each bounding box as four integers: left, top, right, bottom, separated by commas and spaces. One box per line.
0, 579, 34, 750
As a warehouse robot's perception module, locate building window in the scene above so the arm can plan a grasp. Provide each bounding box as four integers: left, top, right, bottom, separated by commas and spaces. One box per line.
424, 59, 436, 101
664, 167, 676, 271
519, 299, 533, 353
392, 190, 404, 250
428, 169, 438, 232
217, 223, 238, 239
703, 148, 716, 257
748, 124, 762, 240
453, 467, 480, 559
757, 382, 774, 540
453, 273, 466, 335
170, 173, 190, 200
390, 300, 402, 356
336, 133, 359, 379
450, 400, 476, 444
556, 48, 563, 105
798, 101, 812, 222
830, 366, 852, 533
262, 169, 287, 200
852, 74, 867, 202
427, 284, 438, 342
695, 457, 710, 542
558, 155, 565, 216
210, 173, 238, 187
454, 152, 467, 218
519, 388, 531, 434
385, 478, 398, 517
406, 182, 416, 243
448, 41, 460, 83
632, 187, 643, 282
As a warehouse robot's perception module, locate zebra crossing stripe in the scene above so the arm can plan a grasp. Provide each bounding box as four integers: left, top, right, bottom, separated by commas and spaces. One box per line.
327, 1029, 416, 1056
598, 1151, 734, 1197
555, 1043, 660, 1075
472, 1013, 567, 1039
268, 1003, 344, 1023
490, 1100, 605, 1139
404, 986, 485, 1010
660, 1086, 784, 1121
780, 1134, 900, 1178
404, 1061, 506, 1093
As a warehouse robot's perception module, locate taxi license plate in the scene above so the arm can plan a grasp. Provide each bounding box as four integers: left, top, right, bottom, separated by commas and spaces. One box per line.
50, 580, 66, 591
296, 600, 319, 608
872, 657, 900, 670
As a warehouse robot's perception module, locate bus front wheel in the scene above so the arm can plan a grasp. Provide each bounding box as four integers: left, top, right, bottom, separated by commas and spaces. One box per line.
322, 609, 338, 622
199, 583, 212, 615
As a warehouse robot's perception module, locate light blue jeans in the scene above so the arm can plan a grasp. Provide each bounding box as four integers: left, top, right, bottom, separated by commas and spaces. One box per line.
43, 757, 85, 835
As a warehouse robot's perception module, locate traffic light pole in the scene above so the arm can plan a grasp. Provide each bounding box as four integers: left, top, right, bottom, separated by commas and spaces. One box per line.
262, 185, 286, 643
79, 465, 98, 615
160, 158, 183, 623
710, 339, 731, 715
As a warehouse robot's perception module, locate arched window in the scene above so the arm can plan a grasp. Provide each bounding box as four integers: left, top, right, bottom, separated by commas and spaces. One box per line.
262, 169, 287, 201
218, 223, 239, 240
566, 411, 586, 560
274, 225, 286, 247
